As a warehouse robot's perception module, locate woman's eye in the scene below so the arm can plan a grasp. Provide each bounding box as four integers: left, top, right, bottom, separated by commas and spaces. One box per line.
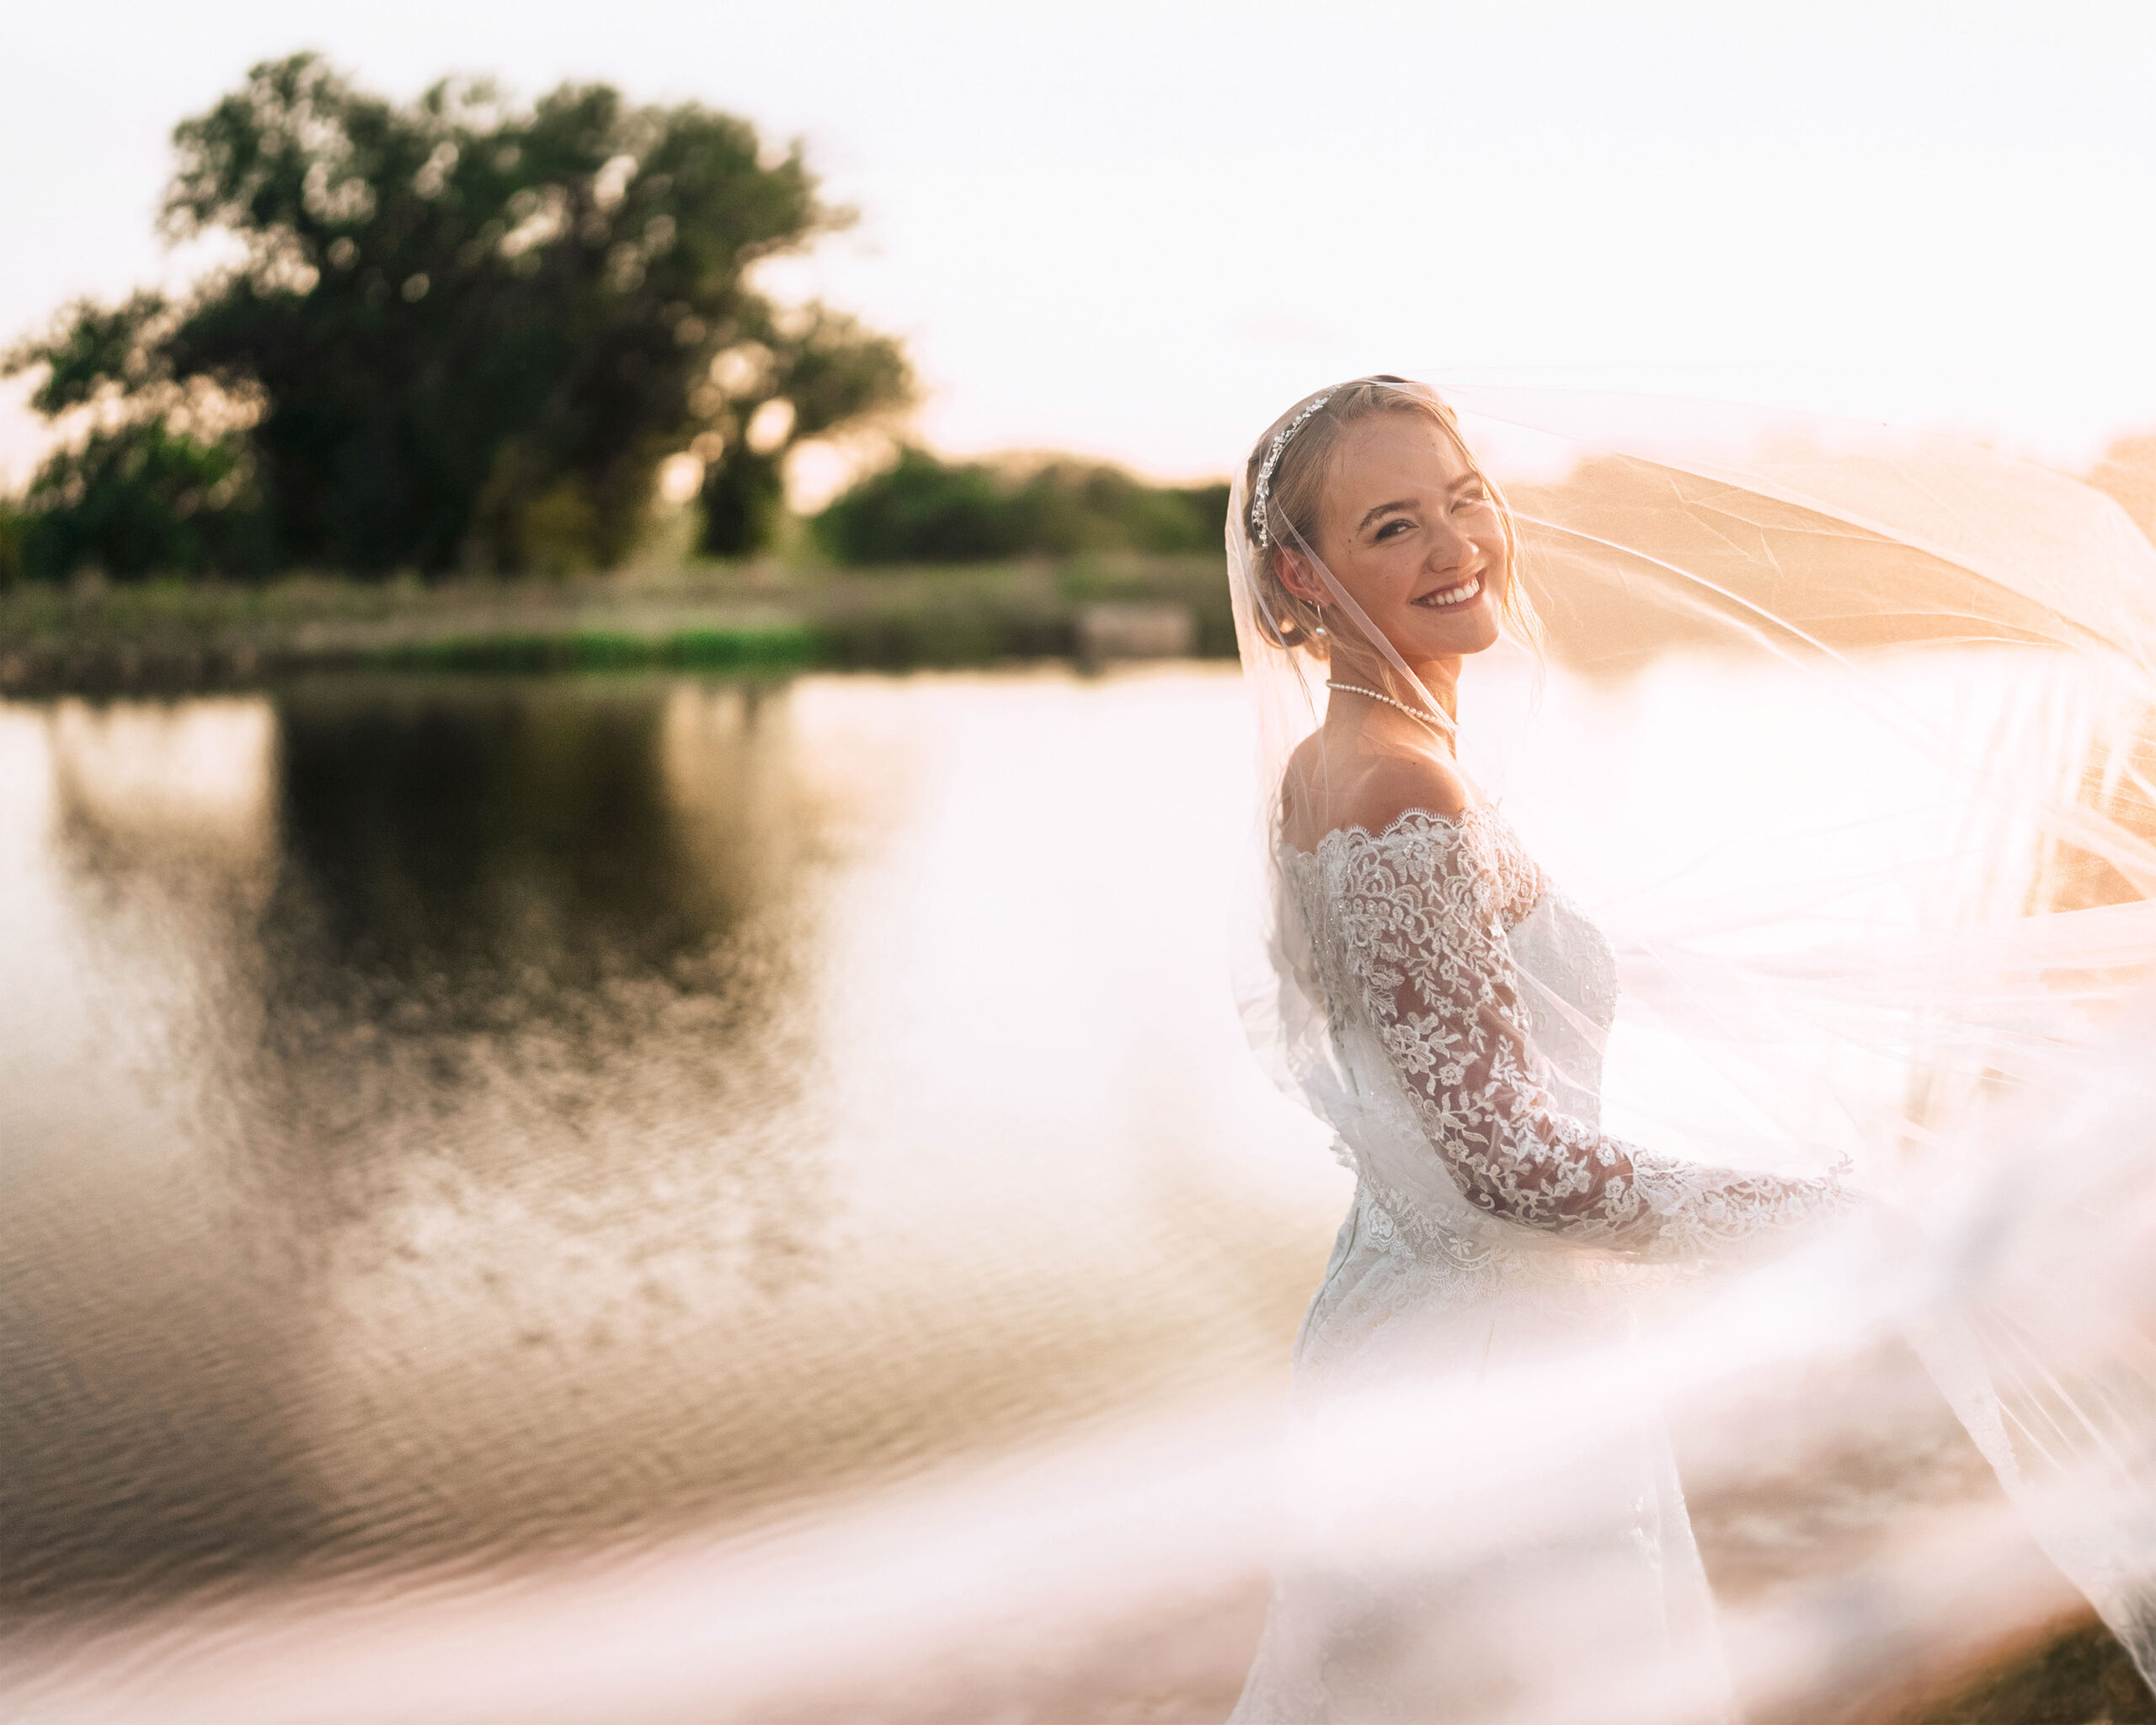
1374, 519, 1412, 540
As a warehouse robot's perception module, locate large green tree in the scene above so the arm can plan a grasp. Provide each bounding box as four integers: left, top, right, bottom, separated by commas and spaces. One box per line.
5, 54, 910, 578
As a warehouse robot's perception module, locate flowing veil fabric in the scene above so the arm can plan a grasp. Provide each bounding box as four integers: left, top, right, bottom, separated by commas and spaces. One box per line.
1225, 380, 2156, 1722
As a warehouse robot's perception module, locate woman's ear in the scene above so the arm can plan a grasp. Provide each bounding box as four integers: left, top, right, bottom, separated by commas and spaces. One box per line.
1273, 546, 1327, 609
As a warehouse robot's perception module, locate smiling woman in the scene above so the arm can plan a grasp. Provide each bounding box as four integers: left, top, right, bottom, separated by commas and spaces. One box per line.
1219, 376, 2156, 1723
1246, 382, 1533, 660
1230, 381, 1855, 1722
1243, 378, 1539, 852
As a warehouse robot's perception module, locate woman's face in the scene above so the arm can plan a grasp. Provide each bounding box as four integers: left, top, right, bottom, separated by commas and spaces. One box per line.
1304, 412, 1507, 667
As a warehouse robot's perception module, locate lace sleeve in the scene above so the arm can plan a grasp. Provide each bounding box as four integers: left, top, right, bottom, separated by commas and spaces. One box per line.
1330, 817, 1850, 1259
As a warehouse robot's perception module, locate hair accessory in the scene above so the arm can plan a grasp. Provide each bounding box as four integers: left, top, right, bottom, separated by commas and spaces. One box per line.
1250, 393, 1331, 547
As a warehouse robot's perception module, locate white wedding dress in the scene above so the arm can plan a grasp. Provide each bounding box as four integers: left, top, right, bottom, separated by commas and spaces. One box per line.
1218, 378, 2156, 1719
1229, 807, 1850, 1725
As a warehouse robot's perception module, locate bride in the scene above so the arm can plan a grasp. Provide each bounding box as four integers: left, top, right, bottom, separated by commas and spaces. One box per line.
1218, 377, 2156, 1722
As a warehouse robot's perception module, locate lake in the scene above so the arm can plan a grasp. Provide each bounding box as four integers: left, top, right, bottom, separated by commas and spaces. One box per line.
0, 654, 2136, 1723
0, 666, 1347, 1608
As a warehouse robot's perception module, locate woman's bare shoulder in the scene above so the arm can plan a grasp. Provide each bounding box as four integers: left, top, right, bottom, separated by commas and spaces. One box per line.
1282, 741, 1472, 848
1335, 750, 1472, 833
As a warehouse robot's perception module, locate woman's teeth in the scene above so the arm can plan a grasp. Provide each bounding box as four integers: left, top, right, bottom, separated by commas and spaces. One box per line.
1417, 575, 1482, 609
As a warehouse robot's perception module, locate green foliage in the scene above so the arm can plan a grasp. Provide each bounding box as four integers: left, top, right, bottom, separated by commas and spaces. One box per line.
814, 448, 1026, 563
4, 53, 910, 579
814, 447, 1230, 565
19, 292, 173, 417
17, 419, 270, 581
700, 306, 912, 558
700, 446, 784, 559
0, 558, 1236, 693
362, 623, 817, 673
0, 499, 22, 587
1910, 1619, 2156, 1724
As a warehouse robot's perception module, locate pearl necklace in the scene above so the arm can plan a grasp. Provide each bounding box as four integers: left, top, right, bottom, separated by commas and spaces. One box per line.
1325, 681, 1450, 734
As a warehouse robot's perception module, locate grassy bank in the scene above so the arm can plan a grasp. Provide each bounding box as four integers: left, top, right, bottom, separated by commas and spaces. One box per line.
0, 555, 1236, 695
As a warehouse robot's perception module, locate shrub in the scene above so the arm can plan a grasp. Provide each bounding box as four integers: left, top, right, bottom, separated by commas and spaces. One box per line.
16, 419, 271, 581
814, 448, 1228, 565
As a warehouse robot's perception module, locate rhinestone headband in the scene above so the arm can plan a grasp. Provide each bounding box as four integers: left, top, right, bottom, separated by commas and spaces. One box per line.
1249, 393, 1331, 547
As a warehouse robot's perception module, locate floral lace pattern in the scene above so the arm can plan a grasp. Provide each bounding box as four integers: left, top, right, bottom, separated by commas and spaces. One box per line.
1291, 809, 1848, 1260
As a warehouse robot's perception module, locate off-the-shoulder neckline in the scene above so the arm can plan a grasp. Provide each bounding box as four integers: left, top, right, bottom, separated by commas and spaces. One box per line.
1278, 804, 1502, 862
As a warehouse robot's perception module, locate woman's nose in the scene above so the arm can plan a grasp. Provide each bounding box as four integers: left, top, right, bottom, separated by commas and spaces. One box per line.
1426, 521, 1474, 573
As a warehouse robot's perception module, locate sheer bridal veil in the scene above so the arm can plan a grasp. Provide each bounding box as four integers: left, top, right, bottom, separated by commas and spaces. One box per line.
1226, 377, 2156, 1717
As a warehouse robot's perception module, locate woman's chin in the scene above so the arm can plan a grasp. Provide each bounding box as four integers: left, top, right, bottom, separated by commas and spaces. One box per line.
1405, 608, 1501, 659
1458, 613, 1503, 654
1358, 601, 1502, 670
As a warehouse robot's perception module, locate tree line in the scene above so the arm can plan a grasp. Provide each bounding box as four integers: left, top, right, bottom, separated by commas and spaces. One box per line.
814, 449, 1228, 563
0, 55, 1226, 585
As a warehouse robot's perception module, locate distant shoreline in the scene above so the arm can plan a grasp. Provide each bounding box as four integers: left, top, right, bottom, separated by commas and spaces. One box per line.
0, 558, 1238, 697
2, 548, 2089, 700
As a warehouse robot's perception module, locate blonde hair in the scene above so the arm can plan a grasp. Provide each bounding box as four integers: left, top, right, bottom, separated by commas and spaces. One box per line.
1243, 376, 1542, 657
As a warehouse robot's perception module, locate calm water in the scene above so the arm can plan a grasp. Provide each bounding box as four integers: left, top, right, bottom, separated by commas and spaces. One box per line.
0, 653, 2123, 1722
0, 668, 1341, 1618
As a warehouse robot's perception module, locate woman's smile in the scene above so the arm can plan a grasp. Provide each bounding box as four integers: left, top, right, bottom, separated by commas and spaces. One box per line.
1413, 572, 1484, 610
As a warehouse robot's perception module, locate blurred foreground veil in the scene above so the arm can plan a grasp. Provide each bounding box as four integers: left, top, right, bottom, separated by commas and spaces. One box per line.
1224, 380, 2156, 1723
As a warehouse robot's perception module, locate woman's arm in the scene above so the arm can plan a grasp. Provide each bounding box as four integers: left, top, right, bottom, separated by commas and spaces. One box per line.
1331, 819, 1849, 1258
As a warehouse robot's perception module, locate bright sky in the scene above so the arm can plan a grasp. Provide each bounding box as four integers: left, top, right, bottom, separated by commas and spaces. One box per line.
5, 0, 2155, 493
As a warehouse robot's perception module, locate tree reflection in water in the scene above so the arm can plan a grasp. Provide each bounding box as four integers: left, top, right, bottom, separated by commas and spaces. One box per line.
0, 669, 1330, 1622
1, 678, 843, 1608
